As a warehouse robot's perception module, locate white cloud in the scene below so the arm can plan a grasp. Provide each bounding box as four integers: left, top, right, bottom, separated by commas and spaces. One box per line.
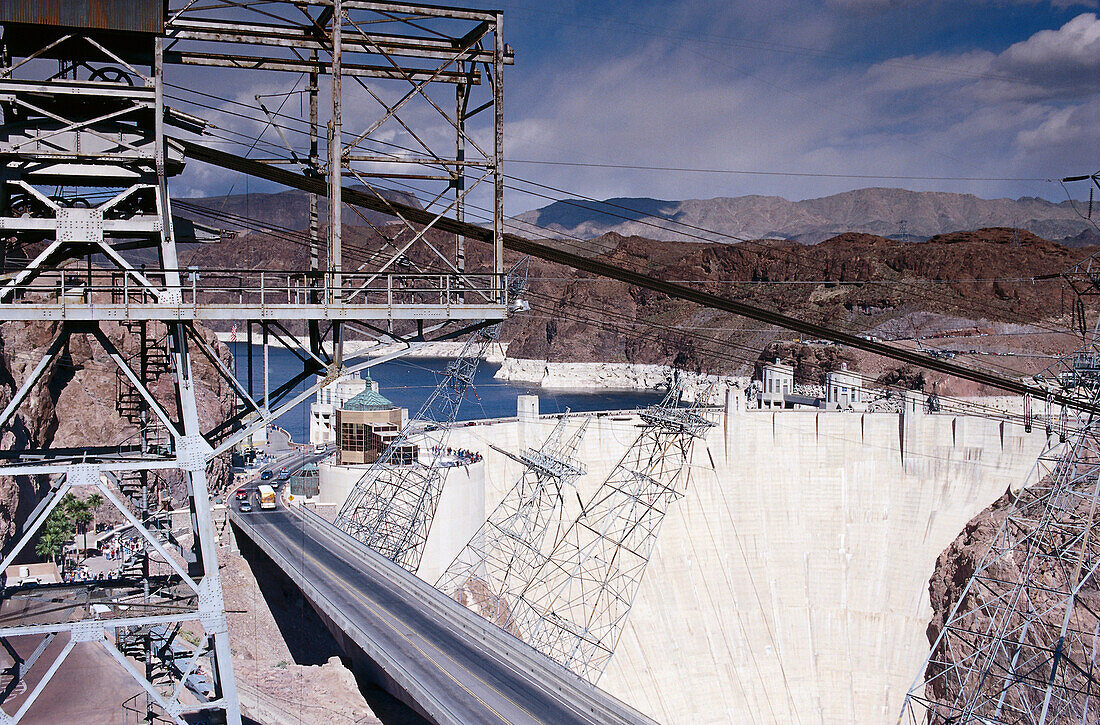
993, 12, 1100, 90
170, 2, 1100, 210
497, 7, 1100, 210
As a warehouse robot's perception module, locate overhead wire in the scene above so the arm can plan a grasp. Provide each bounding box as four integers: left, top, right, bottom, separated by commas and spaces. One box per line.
180, 134, 1056, 389
173, 134, 1064, 391
502, 175, 1078, 339
164, 86, 1076, 387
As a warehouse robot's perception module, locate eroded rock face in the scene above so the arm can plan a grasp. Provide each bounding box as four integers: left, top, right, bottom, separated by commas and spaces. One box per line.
0, 320, 236, 549
924, 481, 1100, 715
0, 321, 65, 549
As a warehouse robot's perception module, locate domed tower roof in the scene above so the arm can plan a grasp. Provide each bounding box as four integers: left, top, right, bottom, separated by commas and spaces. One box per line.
342, 386, 395, 412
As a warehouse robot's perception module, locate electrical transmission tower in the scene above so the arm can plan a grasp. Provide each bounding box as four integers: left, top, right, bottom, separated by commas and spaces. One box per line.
334, 324, 500, 572
504, 382, 715, 682
0, 6, 240, 722
0, 1, 511, 722
436, 413, 590, 632
901, 242, 1100, 723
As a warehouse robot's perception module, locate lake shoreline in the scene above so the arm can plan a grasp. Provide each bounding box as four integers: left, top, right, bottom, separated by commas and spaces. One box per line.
221, 333, 707, 392
494, 357, 750, 393
229, 345, 666, 443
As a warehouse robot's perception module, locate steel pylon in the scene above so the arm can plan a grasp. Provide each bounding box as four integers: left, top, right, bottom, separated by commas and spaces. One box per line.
436, 413, 590, 632
0, 1, 514, 721
901, 349, 1100, 724
0, 13, 241, 723
333, 324, 501, 572
503, 381, 716, 682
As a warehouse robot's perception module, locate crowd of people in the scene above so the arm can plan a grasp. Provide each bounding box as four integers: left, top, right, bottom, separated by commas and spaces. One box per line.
430, 445, 483, 465
57, 534, 145, 583
102, 536, 140, 564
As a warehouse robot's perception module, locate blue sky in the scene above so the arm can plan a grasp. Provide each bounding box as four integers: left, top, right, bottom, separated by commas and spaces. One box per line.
482, 0, 1100, 206
174, 1, 1100, 210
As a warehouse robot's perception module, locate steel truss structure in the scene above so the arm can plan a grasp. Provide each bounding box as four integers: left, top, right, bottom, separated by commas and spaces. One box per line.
164, 0, 512, 290
0, 9, 241, 723
901, 260, 1100, 724
502, 383, 716, 682
436, 413, 591, 632
0, 1, 511, 722
333, 323, 501, 572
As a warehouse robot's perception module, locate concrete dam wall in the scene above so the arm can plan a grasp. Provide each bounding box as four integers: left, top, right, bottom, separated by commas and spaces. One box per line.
321, 400, 1047, 723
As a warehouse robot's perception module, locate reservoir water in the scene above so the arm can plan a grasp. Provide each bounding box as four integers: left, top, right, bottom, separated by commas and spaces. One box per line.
230, 344, 663, 444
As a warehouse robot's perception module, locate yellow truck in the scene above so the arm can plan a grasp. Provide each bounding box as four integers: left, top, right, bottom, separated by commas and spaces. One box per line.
257, 484, 276, 511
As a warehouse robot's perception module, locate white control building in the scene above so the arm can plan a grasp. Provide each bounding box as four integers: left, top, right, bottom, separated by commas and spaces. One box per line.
309, 373, 372, 445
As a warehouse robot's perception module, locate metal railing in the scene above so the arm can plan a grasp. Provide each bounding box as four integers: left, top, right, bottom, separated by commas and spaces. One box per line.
0, 268, 508, 308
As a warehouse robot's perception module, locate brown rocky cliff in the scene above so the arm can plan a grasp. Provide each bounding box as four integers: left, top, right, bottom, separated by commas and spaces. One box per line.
0, 320, 236, 549
500, 228, 1094, 376
924, 482, 1100, 711
0, 321, 65, 548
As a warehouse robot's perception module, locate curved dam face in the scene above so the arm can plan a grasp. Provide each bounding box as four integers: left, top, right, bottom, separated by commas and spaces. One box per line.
327, 399, 1047, 723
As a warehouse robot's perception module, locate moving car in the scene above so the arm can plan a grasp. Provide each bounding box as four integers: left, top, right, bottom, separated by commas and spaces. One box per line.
260, 470, 273, 480
234, 489, 249, 500
239, 501, 253, 513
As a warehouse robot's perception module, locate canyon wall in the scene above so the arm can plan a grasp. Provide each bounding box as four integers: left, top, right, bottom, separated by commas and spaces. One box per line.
0, 321, 236, 549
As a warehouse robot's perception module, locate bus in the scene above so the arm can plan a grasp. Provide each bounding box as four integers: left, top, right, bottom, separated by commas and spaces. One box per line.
257, 484, 277, 511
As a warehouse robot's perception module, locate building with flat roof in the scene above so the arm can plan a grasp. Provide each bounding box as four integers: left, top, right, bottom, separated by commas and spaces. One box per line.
825, 363, 864, 409
759, 359, 794, 409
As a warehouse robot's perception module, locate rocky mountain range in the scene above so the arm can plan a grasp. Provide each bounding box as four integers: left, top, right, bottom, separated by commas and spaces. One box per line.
507, 187, 1100, 245
177, 186, 421, 234
497, 226, 1095, 396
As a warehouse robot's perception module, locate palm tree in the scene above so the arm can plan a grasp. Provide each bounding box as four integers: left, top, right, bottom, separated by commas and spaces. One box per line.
37, 506, 73, 571
85, 493, 103, 553
34, 528, 64, 565
70, 501, 92, 560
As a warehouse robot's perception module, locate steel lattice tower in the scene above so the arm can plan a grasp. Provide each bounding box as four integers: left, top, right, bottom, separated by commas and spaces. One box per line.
504, 383, 715, 682
436, 413, 590, 632
901, 341, 1100, 717
0, 7, 241, 722
0, 2, 512, 721
334, 324, 501, 572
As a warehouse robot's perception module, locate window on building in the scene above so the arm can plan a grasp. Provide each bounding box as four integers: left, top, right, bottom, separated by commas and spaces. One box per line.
340, 421, 365, 452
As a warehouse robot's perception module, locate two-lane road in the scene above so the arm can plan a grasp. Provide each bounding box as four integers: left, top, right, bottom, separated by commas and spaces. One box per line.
234, 503, 651, 725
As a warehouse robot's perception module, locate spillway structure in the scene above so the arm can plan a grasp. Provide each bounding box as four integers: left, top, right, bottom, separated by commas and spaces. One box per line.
436, 413, 590, 631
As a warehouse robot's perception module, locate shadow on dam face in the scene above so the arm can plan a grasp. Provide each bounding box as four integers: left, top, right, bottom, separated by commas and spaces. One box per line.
233, 522, 430, 725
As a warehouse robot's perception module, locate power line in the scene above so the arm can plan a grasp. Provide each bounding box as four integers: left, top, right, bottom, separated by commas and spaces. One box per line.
505, 158, 1052, 183
166, 93, 1079, 390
